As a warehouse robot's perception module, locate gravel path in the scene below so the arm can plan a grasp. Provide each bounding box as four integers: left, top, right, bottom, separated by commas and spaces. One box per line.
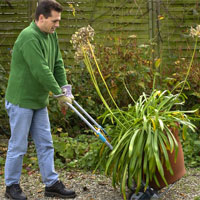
0, 170, 122, 200
0, 168, 200, 200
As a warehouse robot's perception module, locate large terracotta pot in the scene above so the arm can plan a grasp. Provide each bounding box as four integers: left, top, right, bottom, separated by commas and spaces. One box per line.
149, 127, 186, 189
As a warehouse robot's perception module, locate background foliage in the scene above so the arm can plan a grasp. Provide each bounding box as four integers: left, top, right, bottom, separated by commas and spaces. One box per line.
0, 0, 199, 172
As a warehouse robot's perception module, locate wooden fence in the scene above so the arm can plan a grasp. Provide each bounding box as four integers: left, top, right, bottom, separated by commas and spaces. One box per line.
0, 0, 199, 70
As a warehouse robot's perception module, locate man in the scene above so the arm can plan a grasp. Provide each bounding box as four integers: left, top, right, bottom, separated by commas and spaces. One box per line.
4, 0, 76, 199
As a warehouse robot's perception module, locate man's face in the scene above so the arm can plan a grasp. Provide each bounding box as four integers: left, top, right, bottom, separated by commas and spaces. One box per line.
40, 10, 61, 34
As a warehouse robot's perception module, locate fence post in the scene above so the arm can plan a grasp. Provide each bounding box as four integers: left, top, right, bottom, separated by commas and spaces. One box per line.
28, 0, 37, 23
155, 0, 161, 59
148, 0, 161, 87
149, 0, 161, 53
148, 0, 153, 41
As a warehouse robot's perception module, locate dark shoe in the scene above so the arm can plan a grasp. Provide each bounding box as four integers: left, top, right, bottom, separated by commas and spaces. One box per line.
45, 180, 76, 199
5, 184, 27, 200
128, 185, 159, 200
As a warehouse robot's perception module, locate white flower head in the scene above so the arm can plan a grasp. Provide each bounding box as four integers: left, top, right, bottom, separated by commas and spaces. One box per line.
190, 25, 200, 37
71, 25, 95, 62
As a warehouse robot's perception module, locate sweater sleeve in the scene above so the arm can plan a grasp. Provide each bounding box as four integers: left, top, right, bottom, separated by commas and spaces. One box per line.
21, 39, 62, 95
54, 33, 68, 87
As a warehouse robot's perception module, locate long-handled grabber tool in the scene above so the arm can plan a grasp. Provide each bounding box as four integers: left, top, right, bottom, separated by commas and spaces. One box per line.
64, 100, 113, 150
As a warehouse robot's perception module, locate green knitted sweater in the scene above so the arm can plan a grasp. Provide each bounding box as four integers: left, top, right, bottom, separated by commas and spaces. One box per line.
5, 21, 67, 109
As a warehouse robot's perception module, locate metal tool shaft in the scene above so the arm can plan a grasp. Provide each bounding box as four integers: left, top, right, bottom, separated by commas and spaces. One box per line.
65, 102, 113, 150
73, 100, 109, 137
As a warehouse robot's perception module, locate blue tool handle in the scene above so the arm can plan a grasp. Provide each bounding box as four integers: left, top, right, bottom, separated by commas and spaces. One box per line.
95, 131, 113, 150
96, 130, 106, 143
65, 102, 113, 150
95, 129, 113, 150
98, 126, 110, 138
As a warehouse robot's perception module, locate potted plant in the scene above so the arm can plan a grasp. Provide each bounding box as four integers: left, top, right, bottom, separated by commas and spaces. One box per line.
70, 25, 197, 200
96, 90, 196, 199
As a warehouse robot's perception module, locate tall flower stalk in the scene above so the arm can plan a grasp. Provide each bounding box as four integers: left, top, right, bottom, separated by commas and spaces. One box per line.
71, 25, 128, 127
179, 25, 200, 94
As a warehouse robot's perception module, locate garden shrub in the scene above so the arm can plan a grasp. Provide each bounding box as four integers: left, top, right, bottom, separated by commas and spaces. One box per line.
0, 64, 9, 136
182, 129, 200, 168
52, 132, 102, 170
1, 33, 200, 171
93, 37, 154, 106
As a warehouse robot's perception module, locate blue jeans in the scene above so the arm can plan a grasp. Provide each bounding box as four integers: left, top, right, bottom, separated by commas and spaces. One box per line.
5, 100, 59, 186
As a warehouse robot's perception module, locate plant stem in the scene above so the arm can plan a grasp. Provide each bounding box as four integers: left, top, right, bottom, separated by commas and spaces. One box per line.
82, 47, 126, 128
179, 36, 198, 94
122, 79, 136, 104
152, 73, 156, 91
87, 39, 129, 124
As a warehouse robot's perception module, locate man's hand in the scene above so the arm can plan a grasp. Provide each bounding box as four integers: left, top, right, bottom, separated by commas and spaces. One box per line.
57, 95, 72, 106
61, 85, 74, 100
56, 95, 72, 115
54, 85, 74, 115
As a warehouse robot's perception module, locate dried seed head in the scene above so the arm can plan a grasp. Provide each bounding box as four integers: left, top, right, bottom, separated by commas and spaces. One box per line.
74, 44, 95, 61
190, 25, 200, 37
71, 25, 95, 62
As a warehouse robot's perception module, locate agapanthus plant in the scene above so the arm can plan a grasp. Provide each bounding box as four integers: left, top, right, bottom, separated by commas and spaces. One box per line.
71, 26, 197, 200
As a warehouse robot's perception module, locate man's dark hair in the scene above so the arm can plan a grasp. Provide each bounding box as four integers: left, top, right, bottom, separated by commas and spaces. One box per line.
35, 0, 63, 21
